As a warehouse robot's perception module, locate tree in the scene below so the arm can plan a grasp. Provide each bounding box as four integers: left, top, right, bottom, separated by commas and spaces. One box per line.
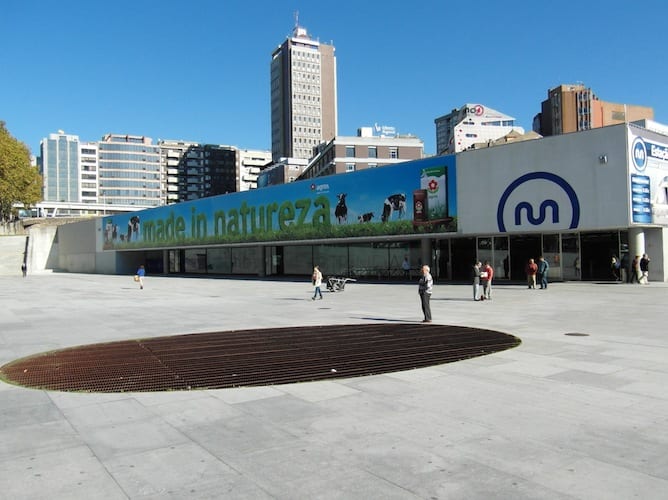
0, 121, 42, 221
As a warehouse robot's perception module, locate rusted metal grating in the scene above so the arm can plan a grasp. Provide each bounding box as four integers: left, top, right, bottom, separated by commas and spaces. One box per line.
0, 323, 520, 393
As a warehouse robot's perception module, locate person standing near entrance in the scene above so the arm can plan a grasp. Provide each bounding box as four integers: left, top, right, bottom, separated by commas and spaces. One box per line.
610, 256, 621, 281
312, 265, 323, 300
525, 258, 538, 289
537, 256, 549, 289
472, 261, 482, 300
482, 260, 494, 300
418, 265, 433, 322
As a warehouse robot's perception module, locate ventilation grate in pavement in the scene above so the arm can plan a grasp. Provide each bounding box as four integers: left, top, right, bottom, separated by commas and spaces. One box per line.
0, 323, 520, 393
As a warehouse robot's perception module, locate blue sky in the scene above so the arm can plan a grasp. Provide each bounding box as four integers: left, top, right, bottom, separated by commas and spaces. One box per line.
1, 0, 666, 157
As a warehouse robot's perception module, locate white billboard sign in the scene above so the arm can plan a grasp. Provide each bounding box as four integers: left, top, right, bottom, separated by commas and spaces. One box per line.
457, 126, 630, 234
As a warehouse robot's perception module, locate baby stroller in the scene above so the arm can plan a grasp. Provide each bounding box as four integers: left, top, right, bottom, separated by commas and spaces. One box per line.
326, 276, 356, 292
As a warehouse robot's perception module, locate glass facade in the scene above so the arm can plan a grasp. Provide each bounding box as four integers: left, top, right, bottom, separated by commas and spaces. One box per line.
98, 135, 162, 207
41, 133, 80, 202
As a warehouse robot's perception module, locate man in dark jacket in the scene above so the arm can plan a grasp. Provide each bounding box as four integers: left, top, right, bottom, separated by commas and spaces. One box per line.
537, 256, 549, 289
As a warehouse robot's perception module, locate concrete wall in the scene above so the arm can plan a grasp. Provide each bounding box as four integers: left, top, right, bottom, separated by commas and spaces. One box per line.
27, 225, 59, 273
646, 227, 666, 282
95, 251, 120, 275
57, 219, 99, 273
0, 235, 27, 276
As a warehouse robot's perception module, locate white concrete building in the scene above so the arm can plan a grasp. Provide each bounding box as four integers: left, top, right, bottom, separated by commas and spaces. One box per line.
79, 142, 99, 205
238, 149, 272, 191
435, 104, 524, 155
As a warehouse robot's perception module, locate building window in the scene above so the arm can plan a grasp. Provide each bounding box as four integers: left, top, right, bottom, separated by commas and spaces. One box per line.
389, 147, 398, 159
368, 163, 378, 168
345, 146, 355, 157
346, 163, 355, 172
368, 146, 377, 158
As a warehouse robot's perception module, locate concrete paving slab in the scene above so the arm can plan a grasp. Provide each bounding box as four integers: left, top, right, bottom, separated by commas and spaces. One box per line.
1, 274, 668, 499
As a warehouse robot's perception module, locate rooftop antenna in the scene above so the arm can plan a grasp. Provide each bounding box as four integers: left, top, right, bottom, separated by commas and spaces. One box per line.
292, 10, 308, 38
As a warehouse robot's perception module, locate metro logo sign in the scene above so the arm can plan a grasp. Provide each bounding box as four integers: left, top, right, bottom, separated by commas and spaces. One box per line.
496, 172, 580, 232
464, 104, 485, 116
631, 136, 668, 172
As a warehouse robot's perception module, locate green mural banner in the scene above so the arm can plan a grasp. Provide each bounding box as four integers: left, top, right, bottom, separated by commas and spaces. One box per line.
102, 156, 457, 250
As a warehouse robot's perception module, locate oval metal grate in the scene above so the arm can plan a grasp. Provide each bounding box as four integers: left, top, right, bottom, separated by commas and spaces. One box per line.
0, 323, 520, 393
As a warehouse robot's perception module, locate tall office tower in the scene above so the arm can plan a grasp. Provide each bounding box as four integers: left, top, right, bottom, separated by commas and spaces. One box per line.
39, 131, 80, 203
271, 22, 337, 161
98, 134, 163, 207
79, 142, 99, 205
533, 83, 654, 136
434, 104, 524, 155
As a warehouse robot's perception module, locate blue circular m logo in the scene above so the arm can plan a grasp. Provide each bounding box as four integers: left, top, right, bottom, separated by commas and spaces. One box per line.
497, 172, 580, 232
631, 137, 647, 172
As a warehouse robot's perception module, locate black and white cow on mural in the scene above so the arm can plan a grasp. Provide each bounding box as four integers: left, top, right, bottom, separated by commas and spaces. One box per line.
381, 193, 406, 222
335, 193, 348, 223
358, 212, 374, 223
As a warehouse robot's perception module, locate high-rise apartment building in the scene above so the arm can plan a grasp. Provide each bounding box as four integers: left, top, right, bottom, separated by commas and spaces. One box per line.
178, 145, 238, 202
533, 83, 654, 136
159, 141, 272, 201
159, 140, 198, 204
434, 104, 524, 155
98, 134, 162, 207
271, 23, 337, 162
39, 131, 80, 203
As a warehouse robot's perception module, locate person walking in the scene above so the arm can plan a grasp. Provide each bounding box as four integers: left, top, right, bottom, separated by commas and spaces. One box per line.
526, 258, 538, 289
482, 260, 494, 300
418, 265, 433, 322
639, 253, 650, 284
537, 256, 549, 289
312, 265, 323, 300
136, 265, 146, 290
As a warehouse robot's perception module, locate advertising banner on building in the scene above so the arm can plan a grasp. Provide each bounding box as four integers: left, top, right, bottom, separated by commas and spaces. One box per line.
629, 134, 668, 225
101, 156, 457, 250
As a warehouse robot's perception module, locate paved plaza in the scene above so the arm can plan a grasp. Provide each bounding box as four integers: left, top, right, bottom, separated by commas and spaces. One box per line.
1, 273, 667, 499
